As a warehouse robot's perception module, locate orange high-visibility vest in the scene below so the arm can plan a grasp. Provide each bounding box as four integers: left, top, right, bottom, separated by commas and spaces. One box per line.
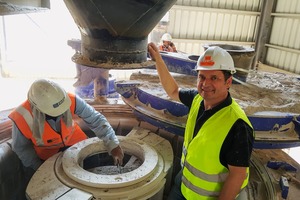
9, 93, 87, 160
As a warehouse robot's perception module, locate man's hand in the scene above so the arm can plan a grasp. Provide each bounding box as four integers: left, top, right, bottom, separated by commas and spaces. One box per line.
148, 42, 162, 61
111, 145, 124, 166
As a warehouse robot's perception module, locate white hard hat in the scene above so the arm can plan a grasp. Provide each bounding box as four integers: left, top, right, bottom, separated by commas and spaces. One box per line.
28, 79, 71, 117
195, 46, 236, 74
161, 33, 172, 42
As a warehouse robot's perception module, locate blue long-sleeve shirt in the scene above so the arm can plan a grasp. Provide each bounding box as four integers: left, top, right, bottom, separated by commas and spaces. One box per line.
11, 95, 119, 171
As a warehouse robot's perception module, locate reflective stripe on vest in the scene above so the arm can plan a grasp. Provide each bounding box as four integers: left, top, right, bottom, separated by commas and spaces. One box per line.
182, 176, 219, 197
181, 94, 253, 199
184, 160, 228, 182
181, 145, 187, 167
15, 106, 34, 133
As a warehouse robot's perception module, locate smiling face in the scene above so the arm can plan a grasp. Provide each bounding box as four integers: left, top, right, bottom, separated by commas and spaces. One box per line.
197, 70, 232, 109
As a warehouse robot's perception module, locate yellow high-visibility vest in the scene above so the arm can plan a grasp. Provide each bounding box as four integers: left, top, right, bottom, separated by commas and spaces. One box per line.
181, 94, 253, 199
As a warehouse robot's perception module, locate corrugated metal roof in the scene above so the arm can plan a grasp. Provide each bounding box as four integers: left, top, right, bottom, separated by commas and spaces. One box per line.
265, 0, 300, 73
150, 0, 300, 74
157, 3, 260, 55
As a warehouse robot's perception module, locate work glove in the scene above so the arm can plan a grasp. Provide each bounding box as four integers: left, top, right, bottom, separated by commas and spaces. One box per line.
111, 145, 124, 166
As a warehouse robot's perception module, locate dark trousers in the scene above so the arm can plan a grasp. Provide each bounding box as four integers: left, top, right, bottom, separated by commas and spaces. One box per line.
167, 169, 186, 200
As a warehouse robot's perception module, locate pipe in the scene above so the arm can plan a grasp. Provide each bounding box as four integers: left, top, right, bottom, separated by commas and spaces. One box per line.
64, 0, 177, 69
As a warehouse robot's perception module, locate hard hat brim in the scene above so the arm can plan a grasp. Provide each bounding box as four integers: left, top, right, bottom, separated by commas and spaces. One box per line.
195, 66, 216, 71
194, 66, 236, 74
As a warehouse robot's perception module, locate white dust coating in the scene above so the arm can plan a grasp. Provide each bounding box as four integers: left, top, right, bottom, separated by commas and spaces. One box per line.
87, 155, 142, 175
130, 69, 300, 115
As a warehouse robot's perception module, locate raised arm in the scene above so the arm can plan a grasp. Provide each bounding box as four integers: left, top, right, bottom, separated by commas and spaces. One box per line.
148, 42, 181, 102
